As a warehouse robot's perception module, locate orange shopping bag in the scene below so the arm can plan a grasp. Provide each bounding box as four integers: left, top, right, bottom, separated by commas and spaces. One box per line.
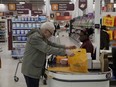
68, 49, 88, 73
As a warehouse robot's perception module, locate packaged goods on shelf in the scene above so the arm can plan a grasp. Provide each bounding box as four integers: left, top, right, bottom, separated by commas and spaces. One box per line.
8, 16, 47, 57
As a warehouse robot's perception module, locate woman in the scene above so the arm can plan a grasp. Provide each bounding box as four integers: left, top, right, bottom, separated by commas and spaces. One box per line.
79, 28, 95, 60
100, 25, 109, 50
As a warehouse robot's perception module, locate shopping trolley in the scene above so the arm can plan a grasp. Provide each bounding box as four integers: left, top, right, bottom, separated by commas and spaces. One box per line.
14, 58, 23, 82
13, 46, 53, 83
13, 45, 24, 82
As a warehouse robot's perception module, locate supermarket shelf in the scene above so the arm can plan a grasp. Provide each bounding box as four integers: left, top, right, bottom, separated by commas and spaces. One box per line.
40, 20, 47, 23
13, 34, 26, 36
12, 55, 23, 58
12, 28, 34, 30
0, 30, 5, 32
0, 19, 6, 43
8, 16, 47, 58
0, 28, 6, 30
12, 21, 41, 23
0, 34, 5, 35
0, 22, 5, 23
12, 20, 46, 23
0, 39, 6, 42
13, 41, 27, 43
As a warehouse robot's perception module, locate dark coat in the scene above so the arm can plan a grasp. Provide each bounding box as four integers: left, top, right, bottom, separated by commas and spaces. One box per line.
100, 30, 109, 50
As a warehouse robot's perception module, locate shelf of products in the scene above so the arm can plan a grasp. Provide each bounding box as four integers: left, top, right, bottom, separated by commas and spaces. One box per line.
69, 13, 95, 44
8, 16, 47, 58
102, 15, 116, 46
0, 19, 7, 42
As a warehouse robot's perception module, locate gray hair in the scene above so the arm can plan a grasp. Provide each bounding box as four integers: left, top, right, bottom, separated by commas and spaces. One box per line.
40, 22, 55, 32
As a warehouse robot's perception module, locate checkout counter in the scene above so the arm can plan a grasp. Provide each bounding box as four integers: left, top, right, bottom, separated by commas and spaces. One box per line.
47, 52, 112, 87
47, 67, 111, 87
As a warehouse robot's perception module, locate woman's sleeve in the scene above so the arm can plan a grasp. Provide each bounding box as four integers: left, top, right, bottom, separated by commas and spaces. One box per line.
28, 36, 66, 56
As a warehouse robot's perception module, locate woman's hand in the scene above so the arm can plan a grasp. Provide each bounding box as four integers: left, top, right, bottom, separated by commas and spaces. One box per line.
65, 50, 75, 57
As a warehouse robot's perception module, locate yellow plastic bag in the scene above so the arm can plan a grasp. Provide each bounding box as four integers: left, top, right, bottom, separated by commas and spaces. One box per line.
68, 49, 88, 73
106, 30, 113, 40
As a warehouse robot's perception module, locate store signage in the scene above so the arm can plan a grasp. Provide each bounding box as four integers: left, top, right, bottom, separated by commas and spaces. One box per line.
55, 12, 70, 16
51, 3, 74, 11
50, 13, 54, 19
16, 3, 32, 10
79, 0, 87, 11
56, 12, 61, 16
56, 16, 72, 20
64, 12, 70, 16
17, 10, 29, 14
32, 10, 43, 16
8, 3, 16, 11
102, 16, 114, 27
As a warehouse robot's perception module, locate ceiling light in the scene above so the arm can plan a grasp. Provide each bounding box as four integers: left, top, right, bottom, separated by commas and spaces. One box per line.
19, 2, 25, 4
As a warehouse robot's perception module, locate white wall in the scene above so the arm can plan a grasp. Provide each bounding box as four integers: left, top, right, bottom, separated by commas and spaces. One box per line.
86, 0, 93, 13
